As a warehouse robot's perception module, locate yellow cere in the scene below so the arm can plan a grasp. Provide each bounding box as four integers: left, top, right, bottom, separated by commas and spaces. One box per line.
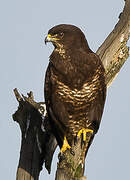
47, 34, 52, 38
47, 33, 60, 41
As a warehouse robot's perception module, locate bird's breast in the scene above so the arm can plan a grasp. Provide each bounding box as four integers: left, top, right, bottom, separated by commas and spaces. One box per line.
54, 68, 102, 107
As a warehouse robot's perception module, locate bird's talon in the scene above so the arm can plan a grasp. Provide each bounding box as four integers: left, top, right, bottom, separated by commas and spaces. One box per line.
58, 153, 66, 162
60, 136, 71, 153
77, 128, 93, 142
70, 149, 75, 156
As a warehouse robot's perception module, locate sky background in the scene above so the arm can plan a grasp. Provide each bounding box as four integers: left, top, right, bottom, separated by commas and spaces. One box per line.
0, 0, 130, 179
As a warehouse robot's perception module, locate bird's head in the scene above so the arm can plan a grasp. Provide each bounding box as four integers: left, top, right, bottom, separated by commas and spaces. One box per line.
45, 24, 90, 50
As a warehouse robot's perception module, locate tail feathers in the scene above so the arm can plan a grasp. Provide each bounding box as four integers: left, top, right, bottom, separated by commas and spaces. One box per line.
44, 135, 57, 173
40, 115, 57, 174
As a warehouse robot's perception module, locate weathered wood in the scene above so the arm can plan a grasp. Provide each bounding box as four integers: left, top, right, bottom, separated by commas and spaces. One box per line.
13, 0, 130, 180
13, 89, 46, 180
97, 0, 130, 87
13, 89, 58, 180
55, 0, 130, 179
55, 137, 92, 180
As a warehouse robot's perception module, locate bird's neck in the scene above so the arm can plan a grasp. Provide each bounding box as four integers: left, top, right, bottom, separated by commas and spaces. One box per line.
55, 44, 66, 59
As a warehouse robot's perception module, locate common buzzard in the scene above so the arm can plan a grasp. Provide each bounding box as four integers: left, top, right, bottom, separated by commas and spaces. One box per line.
44, 24, 106, 153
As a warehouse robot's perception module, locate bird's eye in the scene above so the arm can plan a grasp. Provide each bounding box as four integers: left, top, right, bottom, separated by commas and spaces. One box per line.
59, 32, 64, 37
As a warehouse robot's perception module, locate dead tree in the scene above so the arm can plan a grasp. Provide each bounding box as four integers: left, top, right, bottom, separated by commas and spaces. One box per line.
13, 0, 130, 179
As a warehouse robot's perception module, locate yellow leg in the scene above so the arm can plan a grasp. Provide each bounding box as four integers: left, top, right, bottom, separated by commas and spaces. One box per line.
77, 128, 93, 141
60, 136, 71, 153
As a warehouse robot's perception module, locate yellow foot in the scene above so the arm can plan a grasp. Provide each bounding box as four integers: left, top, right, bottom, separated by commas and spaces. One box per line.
77, 128, 94, 141
60, 136, 71, 153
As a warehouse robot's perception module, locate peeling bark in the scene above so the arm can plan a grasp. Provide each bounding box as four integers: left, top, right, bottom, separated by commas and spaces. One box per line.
97, 0, 130, 87
55, 1, 130, 179
13, 89, 57, 180
13, 89, 45, 180
13, 0, 130, 180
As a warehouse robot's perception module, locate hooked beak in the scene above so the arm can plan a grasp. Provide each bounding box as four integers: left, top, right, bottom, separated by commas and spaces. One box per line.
44, 34, 52, 44
44, 34, 60, 45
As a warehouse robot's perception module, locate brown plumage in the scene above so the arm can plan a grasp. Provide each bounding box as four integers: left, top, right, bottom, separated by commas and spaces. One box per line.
44, 24, 106, 150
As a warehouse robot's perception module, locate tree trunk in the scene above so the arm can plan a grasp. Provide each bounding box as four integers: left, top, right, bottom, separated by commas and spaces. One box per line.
13, 0, 130, 179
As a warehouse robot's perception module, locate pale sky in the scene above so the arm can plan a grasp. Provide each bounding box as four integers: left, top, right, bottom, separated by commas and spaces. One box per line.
0, 0, 130, 179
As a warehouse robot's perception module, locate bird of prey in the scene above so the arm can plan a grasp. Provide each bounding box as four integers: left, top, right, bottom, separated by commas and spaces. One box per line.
44, 24, 106, 153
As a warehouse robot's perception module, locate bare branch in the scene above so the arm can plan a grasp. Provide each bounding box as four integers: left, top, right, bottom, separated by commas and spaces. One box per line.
13, 89, 57, 180
97, 0, 130, 87
55, 1, 130, 179
13, 1, 130, 180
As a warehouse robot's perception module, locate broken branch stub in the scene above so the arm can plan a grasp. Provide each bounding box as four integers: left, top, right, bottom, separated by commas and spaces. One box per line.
13, 88, 57, 180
